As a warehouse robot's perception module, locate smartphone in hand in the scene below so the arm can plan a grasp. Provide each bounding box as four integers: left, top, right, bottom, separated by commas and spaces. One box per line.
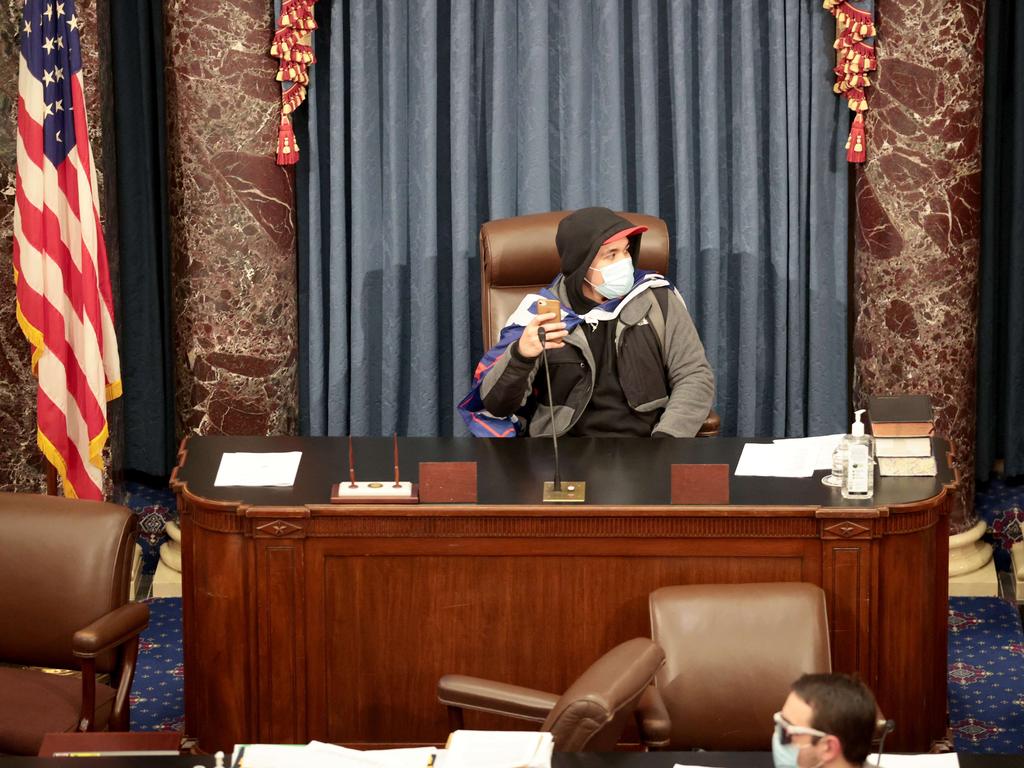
535, 298, 561, 317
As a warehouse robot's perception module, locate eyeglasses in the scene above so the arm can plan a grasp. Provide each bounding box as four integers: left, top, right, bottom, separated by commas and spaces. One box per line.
773, 711, 828, 745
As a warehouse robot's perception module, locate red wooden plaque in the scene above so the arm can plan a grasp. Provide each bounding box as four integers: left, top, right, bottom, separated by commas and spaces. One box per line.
671, 463, 730, 504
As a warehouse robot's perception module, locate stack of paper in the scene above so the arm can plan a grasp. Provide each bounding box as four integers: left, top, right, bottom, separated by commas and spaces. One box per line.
214, 452, 303, 487
734, 435, 844, 478
867, 754, 959, 768
232, 742, 438, 768
442, 730, 553, 768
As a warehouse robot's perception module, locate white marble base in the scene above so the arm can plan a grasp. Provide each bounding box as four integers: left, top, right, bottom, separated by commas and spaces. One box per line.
152, 558, 183, 598
949, 557, 1000, 597
128, 542, 143, 600
1008, 542, 1024, 602
949, 519, 998, 597
152, 518, 183, 598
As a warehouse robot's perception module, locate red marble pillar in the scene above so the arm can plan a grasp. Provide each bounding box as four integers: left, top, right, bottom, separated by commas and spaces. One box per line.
163, 0, 298, 437
852, 0, 985, 528
0, 0, 114, 492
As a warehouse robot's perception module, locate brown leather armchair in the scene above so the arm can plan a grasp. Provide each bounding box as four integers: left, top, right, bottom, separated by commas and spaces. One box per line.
438, 637, 665, 751
638, 582, 831, 750
0, 492, 150, 755
479, 211, 720, 436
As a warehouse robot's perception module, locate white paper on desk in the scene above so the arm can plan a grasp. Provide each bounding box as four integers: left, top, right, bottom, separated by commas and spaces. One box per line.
868, 753, 959, 768
308, 741, 437, 767
734, 443, 814, 477
773, 434, 845, 471
214, 452, 302, 487
234, 744, 333, 768
442, 730, 553, 768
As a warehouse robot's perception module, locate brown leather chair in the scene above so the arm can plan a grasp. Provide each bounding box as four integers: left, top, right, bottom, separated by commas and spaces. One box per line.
479, 211, 720, 436
0, 492, 150, 755
438, 637, 665, 752
638, 582, 831, 750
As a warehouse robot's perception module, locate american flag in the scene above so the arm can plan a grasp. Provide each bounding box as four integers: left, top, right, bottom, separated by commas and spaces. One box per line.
13, 0, 121, 500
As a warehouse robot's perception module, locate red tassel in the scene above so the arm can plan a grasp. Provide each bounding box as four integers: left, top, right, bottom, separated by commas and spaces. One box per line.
277, 117, 299, 165
846, 113, 866, 163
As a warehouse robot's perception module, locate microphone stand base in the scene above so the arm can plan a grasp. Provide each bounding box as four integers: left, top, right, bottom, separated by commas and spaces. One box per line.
542, 480, 586, 503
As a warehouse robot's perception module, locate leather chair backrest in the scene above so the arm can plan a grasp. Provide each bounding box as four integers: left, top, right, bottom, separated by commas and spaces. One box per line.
0, 492, 135, 673
541, 637, 665, 752
479, 211, 670, 350
649, 582, 831, 750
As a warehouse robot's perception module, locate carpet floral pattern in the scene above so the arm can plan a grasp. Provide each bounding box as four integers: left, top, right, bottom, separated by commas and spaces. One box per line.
948, 596, 1024, 752
131, 597, 184, 732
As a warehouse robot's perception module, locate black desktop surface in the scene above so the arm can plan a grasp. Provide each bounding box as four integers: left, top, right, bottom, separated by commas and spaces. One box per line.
174, 435, 953, 509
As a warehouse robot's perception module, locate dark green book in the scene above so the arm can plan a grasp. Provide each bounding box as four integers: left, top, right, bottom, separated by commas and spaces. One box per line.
868, 395, 934, 437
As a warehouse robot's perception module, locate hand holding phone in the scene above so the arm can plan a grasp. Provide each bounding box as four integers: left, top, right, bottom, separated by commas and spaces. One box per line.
519, 298, 567, 358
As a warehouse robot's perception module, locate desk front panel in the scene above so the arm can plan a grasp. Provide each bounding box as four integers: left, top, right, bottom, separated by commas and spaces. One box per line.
300, 532, 821, 744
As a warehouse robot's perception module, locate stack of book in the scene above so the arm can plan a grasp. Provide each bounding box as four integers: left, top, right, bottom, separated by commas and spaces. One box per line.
868, 394, 938, 477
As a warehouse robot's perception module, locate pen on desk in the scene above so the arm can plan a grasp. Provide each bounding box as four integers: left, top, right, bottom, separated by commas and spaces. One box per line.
231, 745, 245, 768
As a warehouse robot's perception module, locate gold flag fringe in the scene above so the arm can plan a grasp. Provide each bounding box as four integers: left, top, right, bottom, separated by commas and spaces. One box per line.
823, 0, 876, 163
271, 0, 318, 165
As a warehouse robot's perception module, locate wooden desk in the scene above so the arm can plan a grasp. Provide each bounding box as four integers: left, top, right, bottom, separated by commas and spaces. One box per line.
171, 436, 955, 753
1, 753, 1015, 768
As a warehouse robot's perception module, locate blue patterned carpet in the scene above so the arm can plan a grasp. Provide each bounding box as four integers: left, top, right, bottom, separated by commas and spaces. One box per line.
131, 597, 184, 732
948, 596, 1024, 752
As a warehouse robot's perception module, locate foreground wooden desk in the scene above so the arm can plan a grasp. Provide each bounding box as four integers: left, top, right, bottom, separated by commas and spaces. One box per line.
3, 754, 1017, 768
171, 436, 955, 753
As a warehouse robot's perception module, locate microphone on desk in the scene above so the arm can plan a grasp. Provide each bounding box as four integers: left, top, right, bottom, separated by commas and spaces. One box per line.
874, 719, 895, 768
537, 327, 585, 503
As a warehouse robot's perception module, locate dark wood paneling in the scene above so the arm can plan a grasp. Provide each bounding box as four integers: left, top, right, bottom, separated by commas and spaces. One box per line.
307, 549, 809, 743
182, 518, 251, 750
256, 541, 306, 743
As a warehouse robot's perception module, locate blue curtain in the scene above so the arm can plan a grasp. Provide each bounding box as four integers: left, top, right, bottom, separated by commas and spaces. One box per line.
110, 0, 175, 476
297, 0, 848, 438
976, 0, 1024, 481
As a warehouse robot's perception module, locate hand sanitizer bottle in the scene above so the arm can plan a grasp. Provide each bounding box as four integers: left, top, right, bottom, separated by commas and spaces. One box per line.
842, 409, 874, 500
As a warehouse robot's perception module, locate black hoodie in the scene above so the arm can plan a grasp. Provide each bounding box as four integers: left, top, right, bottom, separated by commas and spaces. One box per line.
555, 207, 644, 314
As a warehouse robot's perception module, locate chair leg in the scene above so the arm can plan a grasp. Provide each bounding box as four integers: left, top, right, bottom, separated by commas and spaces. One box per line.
78, 658, 97, 731
446, 705, 464, 732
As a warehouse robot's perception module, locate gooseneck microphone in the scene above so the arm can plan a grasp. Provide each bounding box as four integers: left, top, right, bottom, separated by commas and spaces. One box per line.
537, 327, 561, 491
537, 326, 585, 502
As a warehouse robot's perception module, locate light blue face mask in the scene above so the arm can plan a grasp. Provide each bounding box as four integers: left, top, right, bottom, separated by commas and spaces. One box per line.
772, 723, 825, 768
772, 727, 803, 768
587, 258, 635, 299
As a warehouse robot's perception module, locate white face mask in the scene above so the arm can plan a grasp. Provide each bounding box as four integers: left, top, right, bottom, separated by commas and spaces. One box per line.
586, 258, 634, 299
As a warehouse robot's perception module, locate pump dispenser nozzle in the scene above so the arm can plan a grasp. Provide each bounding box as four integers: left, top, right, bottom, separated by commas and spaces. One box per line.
852, 409, 866, 437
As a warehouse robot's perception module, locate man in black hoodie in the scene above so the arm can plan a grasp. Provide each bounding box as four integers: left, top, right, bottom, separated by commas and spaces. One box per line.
466, 207, 714, 438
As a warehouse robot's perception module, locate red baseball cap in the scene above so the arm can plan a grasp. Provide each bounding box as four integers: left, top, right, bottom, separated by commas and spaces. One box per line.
602, 225, 647, 244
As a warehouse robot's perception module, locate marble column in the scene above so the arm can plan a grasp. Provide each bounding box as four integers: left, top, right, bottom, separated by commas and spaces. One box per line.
852, 0, 986, 529
0, 0, 114, 492
163, 0, 298, 438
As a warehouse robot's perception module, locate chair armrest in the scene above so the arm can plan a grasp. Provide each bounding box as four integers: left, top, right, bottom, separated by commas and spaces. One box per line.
438, 674, 559, 723
635, 685, 672, 748
73, 602, 151, 658
696, 408, 720, 438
